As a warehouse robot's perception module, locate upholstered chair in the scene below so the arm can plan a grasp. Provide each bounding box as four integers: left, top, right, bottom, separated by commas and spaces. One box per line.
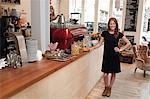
118, 39, 134, 64
133, 45, 150, 77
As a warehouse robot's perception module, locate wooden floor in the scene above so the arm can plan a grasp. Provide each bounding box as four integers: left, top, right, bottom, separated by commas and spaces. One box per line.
86, 63, 150, 99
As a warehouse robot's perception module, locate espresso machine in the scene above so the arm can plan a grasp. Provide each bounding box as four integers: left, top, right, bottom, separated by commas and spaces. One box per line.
50, 13, 88, 50
51, 26, 87, 50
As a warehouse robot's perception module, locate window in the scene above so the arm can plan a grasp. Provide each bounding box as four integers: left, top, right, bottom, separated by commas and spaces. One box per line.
98, 0, 110, 32
84, 0, 95, 22
84, 0, 95, 33
112, 0, 124, 31
69, 0, 82, 17
69, 0, 82, 24
69, 0, 111, 33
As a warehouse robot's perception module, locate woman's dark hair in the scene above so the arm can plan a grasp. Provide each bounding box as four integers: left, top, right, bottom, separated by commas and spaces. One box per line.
107, 17, 119, 38
50, 5, 55, 16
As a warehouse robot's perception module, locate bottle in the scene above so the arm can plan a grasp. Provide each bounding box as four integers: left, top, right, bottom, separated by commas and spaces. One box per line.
25, 22, 31, 37
59, 14, 65, 28
60, 14, 65, 24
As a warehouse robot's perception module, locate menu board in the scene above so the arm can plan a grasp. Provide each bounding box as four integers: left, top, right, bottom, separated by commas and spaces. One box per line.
124, 0, 139, 32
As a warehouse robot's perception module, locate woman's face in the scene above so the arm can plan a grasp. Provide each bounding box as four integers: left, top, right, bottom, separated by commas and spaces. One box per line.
50, 6, 54, 15
109, 20, 116, 31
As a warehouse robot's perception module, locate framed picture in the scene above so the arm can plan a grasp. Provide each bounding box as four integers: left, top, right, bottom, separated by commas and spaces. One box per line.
1, 0, 21, 4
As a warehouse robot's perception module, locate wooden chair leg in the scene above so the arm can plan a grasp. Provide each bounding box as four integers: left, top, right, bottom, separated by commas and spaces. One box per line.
134, 68, 137, 73
143, 70, 146, 77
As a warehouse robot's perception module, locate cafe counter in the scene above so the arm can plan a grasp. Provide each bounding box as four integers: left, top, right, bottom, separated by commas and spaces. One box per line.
0, 45, 103, 99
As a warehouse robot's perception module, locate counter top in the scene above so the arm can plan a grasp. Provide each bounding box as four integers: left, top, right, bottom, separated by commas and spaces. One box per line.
0, 52, 88, 98
0, 44, 100, 98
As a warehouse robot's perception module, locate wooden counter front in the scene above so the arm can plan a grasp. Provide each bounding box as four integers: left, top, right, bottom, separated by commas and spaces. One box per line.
0, 45, 103, 99
0, 52, 88, 98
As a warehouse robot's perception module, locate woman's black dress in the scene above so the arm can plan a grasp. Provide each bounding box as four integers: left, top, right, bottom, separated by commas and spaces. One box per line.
101, 31, 124, 73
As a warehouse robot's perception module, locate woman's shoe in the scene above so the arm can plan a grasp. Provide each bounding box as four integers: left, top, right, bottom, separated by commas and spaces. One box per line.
102, 87, 108, 96
106, 87, 111, 97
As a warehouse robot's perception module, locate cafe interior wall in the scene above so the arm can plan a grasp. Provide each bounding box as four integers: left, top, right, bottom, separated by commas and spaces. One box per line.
58, 0, 69, 21
0, 0, 31, 24
50, 0, 69, 21
2, 0, 50, 52
1, 0, 50, 53
56, 0, 146, 45
31, 0, 50, 52
121, 0, 145, 44
1, 0, 145, 51
51, 0, 59, 17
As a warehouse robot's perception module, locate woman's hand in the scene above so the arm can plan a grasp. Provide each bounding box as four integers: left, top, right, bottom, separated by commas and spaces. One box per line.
114, 35, 131, 53
114, 47, 124, 52
114, 47, 120, 52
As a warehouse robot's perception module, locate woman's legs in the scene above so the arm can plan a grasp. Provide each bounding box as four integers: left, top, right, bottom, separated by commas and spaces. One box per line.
102, 73, 109, 96
109, 73, 116, 88
103, 73, 116, 88
102, 73, 116, 97
106, 73, 116, 97
104, 73, 109, 87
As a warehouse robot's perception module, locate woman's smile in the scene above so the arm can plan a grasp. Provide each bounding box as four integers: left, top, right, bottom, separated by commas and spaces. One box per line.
109, 21, 116, 31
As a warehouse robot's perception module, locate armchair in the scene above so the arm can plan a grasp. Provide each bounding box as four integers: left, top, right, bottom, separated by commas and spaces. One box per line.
119, 39, 134, 64
133, 45, 150, 77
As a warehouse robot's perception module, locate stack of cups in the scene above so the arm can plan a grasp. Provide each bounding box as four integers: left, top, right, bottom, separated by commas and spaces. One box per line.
26, 39, 38, 62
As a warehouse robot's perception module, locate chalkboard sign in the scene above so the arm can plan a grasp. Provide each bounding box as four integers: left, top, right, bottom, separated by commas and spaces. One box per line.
124, 0, 139, 32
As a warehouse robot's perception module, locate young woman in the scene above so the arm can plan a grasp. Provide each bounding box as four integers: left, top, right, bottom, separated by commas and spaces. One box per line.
50, 5, 60, 22
99, 17, 131, 97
